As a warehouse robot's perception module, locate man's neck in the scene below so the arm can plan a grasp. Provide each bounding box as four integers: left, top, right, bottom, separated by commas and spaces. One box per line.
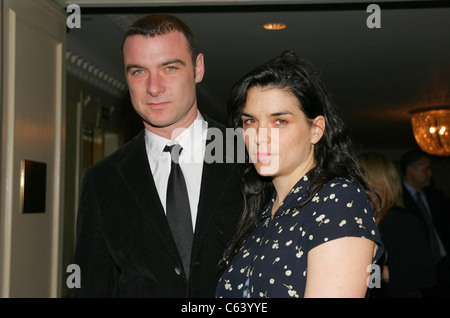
403, 179, 421, 193
144, 108, 199, 140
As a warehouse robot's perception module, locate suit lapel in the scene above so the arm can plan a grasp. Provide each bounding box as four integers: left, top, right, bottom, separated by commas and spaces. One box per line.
192, 117, 239, 257
116, 119, 239, 269
402, 184, 428, 222
116, 131, 180, 261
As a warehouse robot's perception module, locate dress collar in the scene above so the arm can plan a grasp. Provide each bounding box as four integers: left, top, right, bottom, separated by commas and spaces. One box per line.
260, 173, 311, 221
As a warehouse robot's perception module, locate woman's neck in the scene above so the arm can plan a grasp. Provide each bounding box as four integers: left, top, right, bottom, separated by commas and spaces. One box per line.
271, 167, 315, 217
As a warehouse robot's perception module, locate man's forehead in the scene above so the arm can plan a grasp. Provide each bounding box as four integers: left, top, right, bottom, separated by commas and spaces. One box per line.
123, 33, 192, 65
414, 157, 431, 168
123, 32, 191, 57
123, 31, 188, 48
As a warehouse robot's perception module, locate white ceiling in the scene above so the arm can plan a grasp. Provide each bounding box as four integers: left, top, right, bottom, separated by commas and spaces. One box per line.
58, 0, 450, 152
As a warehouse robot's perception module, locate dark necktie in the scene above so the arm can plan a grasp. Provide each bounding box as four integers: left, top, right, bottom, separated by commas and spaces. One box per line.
164, 144, 193, 278
415, 191, 441, 264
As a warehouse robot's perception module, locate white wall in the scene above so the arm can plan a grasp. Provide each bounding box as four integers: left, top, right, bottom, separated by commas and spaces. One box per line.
0, 0, 66, 297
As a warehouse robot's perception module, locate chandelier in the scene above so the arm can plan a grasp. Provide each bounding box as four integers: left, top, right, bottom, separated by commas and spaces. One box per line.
410, 106, 450, 156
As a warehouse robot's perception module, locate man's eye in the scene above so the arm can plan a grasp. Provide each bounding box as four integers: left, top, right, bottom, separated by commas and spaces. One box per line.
131, 69, 144, 75
166, 65, 177, 71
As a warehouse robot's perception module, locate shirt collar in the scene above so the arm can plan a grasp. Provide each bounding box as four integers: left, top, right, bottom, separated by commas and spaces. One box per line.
403, 181, 423, 197
145, 111, 207, 162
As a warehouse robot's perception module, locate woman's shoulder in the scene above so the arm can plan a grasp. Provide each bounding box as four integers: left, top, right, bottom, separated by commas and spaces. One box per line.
303, 177, 383, 258
306, 177, 374, 222
316, 178, 367, 201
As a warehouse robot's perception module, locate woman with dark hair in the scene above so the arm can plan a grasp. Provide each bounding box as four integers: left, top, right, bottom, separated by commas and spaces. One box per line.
216, 51, 383, 298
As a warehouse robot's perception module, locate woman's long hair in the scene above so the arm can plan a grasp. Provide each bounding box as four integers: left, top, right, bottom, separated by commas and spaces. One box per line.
222, 51, 375, 265
358, 152, 404, 224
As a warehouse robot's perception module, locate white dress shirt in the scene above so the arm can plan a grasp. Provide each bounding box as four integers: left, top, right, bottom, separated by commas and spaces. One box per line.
144, 111, 207, 231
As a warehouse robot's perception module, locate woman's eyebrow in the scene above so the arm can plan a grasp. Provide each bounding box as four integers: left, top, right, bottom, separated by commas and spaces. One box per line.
270, 111, 292, 117
242, 111, 293, 117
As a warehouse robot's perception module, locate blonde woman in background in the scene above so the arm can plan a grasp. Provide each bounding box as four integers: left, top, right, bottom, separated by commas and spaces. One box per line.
359, 153, 436, 297
359, 153, 403, 225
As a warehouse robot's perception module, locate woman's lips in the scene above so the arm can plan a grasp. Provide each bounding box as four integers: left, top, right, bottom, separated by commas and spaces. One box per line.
255, 152, 272, 163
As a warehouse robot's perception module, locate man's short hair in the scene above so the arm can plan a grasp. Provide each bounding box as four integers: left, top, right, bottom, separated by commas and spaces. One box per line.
121, 13, 198, 65
400, 149, 430, 177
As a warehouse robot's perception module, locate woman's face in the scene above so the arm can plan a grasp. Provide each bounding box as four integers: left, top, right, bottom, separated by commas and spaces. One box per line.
241, 86, 324, 183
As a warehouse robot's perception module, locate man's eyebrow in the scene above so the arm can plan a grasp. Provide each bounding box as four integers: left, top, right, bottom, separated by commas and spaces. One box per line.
125, 59, 186, 73
126, 64, 142, 73
161, 59, 186, 67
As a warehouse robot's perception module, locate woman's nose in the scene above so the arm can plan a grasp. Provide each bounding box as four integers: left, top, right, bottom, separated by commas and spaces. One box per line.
254, 127, 271, 145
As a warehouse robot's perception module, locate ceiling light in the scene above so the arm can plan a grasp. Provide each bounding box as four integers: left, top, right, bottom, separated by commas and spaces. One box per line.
410, 106, 450, 156
263, 23, 286, 30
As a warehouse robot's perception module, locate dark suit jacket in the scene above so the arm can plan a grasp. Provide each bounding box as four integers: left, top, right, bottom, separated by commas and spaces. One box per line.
71, 115, 243, 297
378, 205, 436, 296
402, 184, 450, 255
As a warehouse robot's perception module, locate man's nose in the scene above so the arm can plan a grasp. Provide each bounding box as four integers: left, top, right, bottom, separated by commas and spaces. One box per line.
146, 73, 165, 96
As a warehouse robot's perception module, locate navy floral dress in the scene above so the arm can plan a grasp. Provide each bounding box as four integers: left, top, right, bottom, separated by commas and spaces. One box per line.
216, 174, 384, 298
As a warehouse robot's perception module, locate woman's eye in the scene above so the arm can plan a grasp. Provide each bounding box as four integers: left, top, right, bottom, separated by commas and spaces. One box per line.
243, 118, 255, 125
275, 119, 287, 125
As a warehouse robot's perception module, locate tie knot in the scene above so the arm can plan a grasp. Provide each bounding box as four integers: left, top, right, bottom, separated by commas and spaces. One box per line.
164, 144, 183, 163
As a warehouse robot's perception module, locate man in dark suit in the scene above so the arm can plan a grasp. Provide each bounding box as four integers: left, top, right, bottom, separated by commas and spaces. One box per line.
401, 149, 450, 297
70, 14, 243, 297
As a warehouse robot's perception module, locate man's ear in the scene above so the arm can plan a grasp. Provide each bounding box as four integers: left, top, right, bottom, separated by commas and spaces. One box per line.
406, 165, 415, 177
311, 115, 325, 145
194, 53, 205, 83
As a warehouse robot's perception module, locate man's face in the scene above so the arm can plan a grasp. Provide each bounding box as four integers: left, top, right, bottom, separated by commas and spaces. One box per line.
122, 31, 204, 139
408, 156, 433, 190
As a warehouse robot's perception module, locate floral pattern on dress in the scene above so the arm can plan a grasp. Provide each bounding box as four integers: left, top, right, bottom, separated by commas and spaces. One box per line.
216, 174, 384, 298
